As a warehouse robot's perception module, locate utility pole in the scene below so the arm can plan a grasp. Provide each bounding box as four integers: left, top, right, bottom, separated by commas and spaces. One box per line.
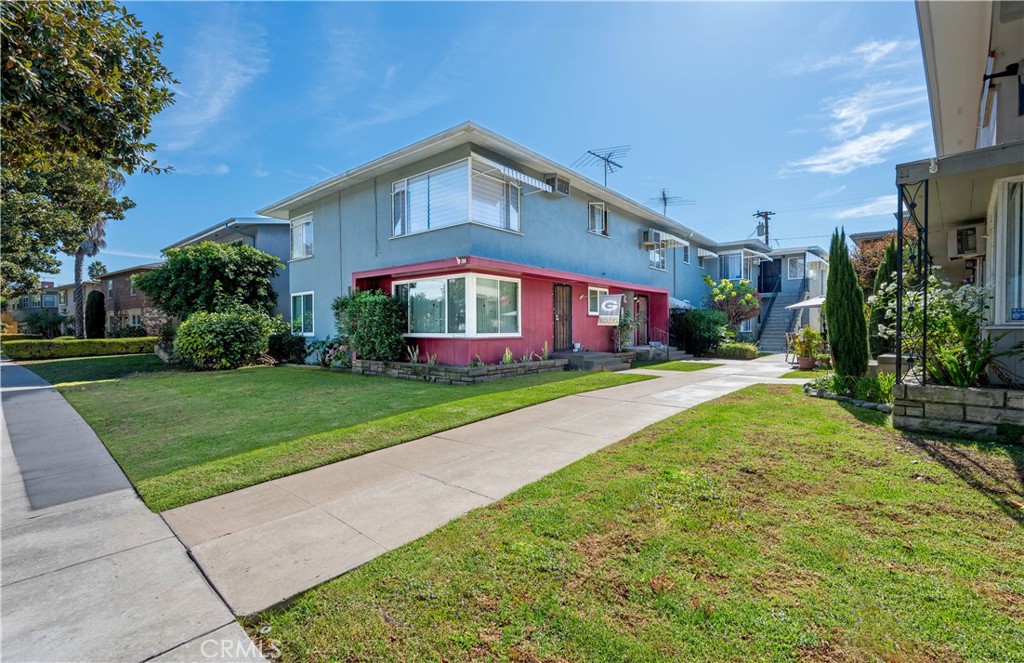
753, 210, 775, 246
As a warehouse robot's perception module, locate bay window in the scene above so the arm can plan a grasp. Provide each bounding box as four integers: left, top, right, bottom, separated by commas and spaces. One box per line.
392, 157, 527, 237
394, 274, 520, 336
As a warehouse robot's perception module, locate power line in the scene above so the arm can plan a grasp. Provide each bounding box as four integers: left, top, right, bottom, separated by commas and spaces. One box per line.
753, 210, 775, 245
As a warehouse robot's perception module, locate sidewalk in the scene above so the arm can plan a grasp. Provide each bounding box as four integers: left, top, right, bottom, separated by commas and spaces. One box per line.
164, 356, 793, 616
0, 360, 265, 663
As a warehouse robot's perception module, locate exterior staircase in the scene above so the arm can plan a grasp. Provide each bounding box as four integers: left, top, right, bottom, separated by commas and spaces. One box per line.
757, 293, 801, 353
630, 345, 691, 361
552, 350, 638, 372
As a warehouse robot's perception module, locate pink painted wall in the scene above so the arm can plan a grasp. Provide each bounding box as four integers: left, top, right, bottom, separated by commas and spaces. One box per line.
356, 272, 669, 366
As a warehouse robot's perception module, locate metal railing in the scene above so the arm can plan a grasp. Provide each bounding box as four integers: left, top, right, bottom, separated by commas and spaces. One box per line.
755, 277, 783, 345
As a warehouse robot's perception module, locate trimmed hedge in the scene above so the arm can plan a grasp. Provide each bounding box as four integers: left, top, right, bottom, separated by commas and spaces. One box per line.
0, 334, 44, 341
1, 337, 158, 360
708, 341, 759, 360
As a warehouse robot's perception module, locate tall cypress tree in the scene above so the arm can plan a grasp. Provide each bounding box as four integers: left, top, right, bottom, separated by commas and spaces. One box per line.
869, 239, 898, 357
825, 228, 869, 377
85, 291, 106, 339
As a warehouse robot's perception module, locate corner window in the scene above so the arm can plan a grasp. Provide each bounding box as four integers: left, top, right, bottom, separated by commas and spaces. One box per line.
787, 256, 805, 280
472, 160, 520, 232
290, 216, 313, 260
649, 246, 667, 271
393, 274, 520, 336
589, 202, 609, 236
588, 287, 609, 316
291, 292, 314, 335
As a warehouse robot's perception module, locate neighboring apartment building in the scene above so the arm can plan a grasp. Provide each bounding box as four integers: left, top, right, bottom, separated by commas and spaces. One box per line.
101, 263, 166, 333
895, 0, 1024, 382
8, 281, 59, 325
53, 280, 102, 333
164, 217, 291, 318
257, 122, 726, 364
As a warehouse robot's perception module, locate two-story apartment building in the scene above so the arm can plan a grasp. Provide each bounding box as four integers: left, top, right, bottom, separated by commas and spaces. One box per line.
9, 281, 59, 326
894, 0, 1024, 383
164, 217, 291, 318
258, 123, 722, 365
101, 263, 166, 333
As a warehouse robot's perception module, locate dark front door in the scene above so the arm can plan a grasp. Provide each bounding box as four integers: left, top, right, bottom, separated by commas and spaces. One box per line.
635, 295, 649, 345
759, 259, 782, 294
553, 283, 573, 351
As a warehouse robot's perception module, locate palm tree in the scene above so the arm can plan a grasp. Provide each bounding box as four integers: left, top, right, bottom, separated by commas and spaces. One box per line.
73, 177, 122, 338
87, 260, 107, 280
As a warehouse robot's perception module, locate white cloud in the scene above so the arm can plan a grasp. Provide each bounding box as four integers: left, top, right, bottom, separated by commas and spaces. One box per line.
787, 122, 929, 175
156, 8, 269, 151
786, 39, 919, 77
834, 195, 895, 219
825, 82, 927, 139
171, 163, 231, 176
815, 184, 848, 199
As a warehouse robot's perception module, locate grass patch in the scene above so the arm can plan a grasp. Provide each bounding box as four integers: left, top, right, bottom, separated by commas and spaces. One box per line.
632, 359, 722, 372
25, 356, 650, 511
781, 368, 830, 379
258, 384, 1024, 663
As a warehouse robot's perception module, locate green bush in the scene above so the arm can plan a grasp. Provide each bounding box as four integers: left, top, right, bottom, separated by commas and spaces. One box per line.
268, 333, 307, 364
710, 341, 759, 360
825, 228, 868, 377
0, 333, 43, 341
85, 290, 105, 338
673, 308, 727, 356
1, 337, 157, 360
174, 304, 285, 370
108, 324, 148, 338
332, 290, 406, 361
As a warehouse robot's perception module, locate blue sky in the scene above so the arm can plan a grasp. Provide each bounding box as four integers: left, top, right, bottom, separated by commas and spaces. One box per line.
48, 1, 932, 284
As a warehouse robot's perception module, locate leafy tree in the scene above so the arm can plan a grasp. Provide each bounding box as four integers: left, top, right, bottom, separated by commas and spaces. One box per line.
824, 229, 868, 377
0, 1, 174, 296
868, 239, 898, 357
332, 290, 406, 361
134, 242, 283, 319
85, 290, 105, 339
702, 275, 762, 328
87, 261, 108, 280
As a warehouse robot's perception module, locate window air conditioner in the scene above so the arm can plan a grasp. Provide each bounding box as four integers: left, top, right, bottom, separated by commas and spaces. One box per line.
640, 229, 660, 248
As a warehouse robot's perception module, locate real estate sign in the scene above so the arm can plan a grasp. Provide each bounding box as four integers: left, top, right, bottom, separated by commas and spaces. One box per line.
597, 294, 622, 326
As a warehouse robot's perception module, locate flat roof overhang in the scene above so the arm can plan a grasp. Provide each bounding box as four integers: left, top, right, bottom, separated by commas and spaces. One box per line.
353, 256, 670, 295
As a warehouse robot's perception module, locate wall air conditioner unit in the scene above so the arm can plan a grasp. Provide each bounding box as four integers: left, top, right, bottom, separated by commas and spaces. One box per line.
544, 174, 570, 198
640, 229, 661, 248
947, 223, 986, 259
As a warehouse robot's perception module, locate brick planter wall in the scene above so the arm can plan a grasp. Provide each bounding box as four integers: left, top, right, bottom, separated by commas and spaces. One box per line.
351, 358, 569, 385
893, 383, 1024, 441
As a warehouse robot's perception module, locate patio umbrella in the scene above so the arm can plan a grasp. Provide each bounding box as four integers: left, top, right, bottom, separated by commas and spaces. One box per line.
785, 295, 825, 310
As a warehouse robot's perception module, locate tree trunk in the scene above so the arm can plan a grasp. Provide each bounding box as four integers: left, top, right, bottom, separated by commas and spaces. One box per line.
74, 249, 85, 339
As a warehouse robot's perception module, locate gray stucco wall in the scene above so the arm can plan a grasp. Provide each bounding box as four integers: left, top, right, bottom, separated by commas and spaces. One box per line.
284, 144, 713, 340
255, 225, 291, 318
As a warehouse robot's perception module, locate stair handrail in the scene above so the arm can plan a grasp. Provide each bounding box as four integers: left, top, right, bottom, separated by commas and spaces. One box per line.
787, 274, 811, 333
755, 276, 783, 345
650, 325, 671, 357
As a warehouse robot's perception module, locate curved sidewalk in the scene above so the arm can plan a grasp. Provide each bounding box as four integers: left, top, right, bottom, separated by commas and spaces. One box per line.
0, 360, 265, 663
164, 356, 794, 616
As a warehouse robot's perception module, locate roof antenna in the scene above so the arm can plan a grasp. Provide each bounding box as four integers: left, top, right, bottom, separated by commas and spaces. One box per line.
647, 188, 695, 216
572, 146, 631, 187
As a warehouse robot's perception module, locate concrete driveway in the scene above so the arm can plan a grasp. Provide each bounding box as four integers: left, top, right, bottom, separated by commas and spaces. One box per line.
164, 356, 793, 616
0, 361, 265, 662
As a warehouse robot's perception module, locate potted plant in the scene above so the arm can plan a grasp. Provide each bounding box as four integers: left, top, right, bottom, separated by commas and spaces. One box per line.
794, 326, 823, 370
816, 352, 832, 369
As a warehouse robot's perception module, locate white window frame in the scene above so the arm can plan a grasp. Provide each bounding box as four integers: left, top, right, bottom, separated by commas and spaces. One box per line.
290, 291, 315, 336
740, 317, 755, 334
107, 279, 113, 296
130, 280, 136, 296
649, 246, 667, 271
588, 287, 609, 316
588, 202, 609, 237
392, 272, 522, 338
989, 175, 1024, 326
681, 244, 690, 264
290, 215, 314, 261
787, 256, 805, 280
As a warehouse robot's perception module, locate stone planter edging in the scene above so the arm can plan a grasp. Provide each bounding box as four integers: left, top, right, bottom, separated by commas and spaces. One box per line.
350, 358, 569, 385
892, 383, 1024, 441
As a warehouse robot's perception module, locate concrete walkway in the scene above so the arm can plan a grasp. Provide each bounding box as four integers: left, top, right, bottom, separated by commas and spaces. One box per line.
0, 361, 265, 663
165, 356, 793, 615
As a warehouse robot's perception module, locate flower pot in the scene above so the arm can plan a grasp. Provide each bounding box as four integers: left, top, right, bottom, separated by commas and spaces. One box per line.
797, 356, 816, 370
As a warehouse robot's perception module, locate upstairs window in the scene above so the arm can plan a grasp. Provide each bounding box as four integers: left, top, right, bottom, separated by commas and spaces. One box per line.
290, 216, 313, 260
107, 279, 114, 295
471, 160, 520, 232
787, 256, 805, 280
589, 202, 609, 236
720, 253, 742, 280
649, 246, 666, 271
681, 244, 690, 264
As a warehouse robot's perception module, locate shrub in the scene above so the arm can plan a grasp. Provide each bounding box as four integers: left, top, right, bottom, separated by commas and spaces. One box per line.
23, 309, 69, 338
85, 291, 105, 338
174, 305, 285, 370
0, 333, 43, 341
794, 326, 823, 359
702, 275, 762, 328
108, 324, 148, 338
824, 228, 868, 377
332, 290, 406, 361
673, 308, 727, 356
306, 337, 347, 368
612, 313, 638, 352
710, 341, 759, 360
868, 239, 898, 357
1, 337, 158, 360
268, 333, 307, 364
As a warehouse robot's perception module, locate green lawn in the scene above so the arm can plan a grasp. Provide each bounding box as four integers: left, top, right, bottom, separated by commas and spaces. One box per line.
25, 355, 650, 511
632, 359, 722, 372
258, 384, 1024, 663
781, 367, 831, 379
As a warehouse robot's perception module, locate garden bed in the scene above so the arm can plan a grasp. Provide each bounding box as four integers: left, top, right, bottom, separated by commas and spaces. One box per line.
351, 358, 569, 385
893, 383, 1024, 442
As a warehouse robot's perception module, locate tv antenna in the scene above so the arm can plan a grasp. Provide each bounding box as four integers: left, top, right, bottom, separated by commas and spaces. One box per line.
572, 145, 631, 187
648, 188, 695, 216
